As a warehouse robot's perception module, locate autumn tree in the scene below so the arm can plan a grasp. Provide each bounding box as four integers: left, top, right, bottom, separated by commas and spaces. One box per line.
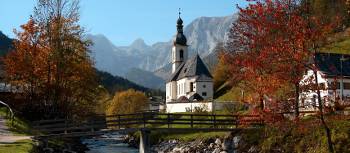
3, 19, 47, 114
3, 0, 97, 119
106, 89, 148, 115
226, 0, 340, 152
225, 0, 304, 110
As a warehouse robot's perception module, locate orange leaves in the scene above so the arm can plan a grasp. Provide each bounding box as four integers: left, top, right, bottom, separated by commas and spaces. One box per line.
3, 0, 97, 119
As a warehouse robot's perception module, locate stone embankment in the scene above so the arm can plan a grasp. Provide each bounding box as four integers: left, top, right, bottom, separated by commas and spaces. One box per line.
150, 133, 259, 153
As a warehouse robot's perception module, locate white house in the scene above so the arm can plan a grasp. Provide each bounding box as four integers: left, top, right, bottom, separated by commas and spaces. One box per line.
300, 53, 350, 111
165, 14, 214, 113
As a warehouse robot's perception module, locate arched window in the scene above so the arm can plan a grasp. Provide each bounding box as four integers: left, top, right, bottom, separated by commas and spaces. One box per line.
180, 49, 184, 60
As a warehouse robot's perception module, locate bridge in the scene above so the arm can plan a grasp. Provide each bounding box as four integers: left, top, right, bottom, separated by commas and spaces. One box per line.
33, 112, 264, 153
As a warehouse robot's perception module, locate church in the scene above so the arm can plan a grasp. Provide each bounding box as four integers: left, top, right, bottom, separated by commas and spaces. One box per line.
165, 14, 214, 112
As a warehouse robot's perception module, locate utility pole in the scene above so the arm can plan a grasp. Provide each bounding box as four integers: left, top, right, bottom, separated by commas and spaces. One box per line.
340, 55, 349, 101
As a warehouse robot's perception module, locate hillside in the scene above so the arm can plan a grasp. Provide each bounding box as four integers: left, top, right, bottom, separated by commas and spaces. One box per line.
0, 31, 13, 56
320, 27, 350, 54
96, 70, 150, 94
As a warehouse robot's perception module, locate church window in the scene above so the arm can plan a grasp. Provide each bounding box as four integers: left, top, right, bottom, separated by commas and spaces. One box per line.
182, 83, 186, 93
190, 82, 194, 92
180, 50, 184, 60
202, 92, 207, 96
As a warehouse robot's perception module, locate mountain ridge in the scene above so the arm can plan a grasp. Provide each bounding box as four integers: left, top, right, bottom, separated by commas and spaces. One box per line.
88, 14, 238, 77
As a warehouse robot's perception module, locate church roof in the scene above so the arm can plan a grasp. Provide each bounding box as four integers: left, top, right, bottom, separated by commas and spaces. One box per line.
174, 33, 187, 46
188, 93, 204, 101
315, 53, 350, 77
168, 54, 213, 82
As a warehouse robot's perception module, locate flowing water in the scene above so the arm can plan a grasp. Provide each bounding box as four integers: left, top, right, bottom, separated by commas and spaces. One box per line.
82, 132, 139, 153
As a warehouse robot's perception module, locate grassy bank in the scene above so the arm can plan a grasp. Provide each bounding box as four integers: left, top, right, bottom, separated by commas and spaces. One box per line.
0, 139, 36, 153
236, 115, 350, 153
0, 107, 37, 136
0, 107, 37, 153
143, 114, 350, 152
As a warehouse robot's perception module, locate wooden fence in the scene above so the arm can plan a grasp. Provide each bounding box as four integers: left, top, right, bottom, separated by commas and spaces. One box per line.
33, 112, 263, 136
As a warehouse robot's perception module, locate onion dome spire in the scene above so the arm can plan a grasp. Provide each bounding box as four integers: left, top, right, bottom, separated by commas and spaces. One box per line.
174, 8, 187, 46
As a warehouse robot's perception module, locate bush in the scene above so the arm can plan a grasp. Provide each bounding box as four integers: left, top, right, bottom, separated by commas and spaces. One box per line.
106, 89, 148, 115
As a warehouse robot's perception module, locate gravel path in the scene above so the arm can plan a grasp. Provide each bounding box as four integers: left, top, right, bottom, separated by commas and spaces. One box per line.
0, 116, 31, 144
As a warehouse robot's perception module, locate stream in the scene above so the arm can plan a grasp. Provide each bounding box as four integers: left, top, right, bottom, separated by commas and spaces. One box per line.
82, 132, 139, 153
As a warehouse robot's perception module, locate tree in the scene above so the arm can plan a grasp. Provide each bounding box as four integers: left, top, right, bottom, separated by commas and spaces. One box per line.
3, 0, 97, 119
225, 0, 305, 111
106, 89, 148, 115
225, 0, 340, 152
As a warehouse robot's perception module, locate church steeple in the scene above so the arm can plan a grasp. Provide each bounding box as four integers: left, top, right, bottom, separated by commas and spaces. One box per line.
171, 9, 188, 73
174, 8, 187, 46
177, 10, 184, 33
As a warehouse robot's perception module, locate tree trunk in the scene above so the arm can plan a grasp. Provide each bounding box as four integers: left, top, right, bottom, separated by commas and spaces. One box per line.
313, 70, 334, 153
260, 95, 264, 110
294, 83, 300, 118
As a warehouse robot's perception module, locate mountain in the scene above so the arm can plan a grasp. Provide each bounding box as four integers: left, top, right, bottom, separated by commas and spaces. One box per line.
0, 31, 13, 56
124, 68, 165, 90
88, 14, 237, 77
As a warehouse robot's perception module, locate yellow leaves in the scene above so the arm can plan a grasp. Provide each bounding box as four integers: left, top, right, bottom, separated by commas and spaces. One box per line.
106, 89, 148, 115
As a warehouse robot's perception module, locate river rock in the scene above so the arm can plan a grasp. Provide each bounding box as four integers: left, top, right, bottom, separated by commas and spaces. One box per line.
209, 143, 215, 149
215, 138, 222, 145
170, 139, 178, 144
222, 138, 233, 151
172, 146, 182, 152
43, 147, 54, 153
233, 136, 241, 148
212, 148, 221, 153
248, 145, 259, 153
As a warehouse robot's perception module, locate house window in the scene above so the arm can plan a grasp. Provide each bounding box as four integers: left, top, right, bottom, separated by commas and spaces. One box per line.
344, 83, 350, 90
319, 83, 325, 90
180, 50, 184, 60
202, 92, 207, 96
203, 85, 206, 88
190, 82, 194, 92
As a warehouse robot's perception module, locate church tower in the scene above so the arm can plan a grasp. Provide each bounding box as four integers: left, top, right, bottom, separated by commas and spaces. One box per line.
171, 11, 188, 73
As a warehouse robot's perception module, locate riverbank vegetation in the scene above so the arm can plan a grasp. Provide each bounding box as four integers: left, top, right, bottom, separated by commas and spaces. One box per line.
0, 107, 38, 153
147, 114, 350, 152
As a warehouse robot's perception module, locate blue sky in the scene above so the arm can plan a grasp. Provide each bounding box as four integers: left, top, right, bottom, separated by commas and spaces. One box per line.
0, 0, 249, 46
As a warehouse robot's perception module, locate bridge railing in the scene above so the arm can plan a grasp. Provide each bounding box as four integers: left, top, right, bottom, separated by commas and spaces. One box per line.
33, 112, 263, 136
106, 112, 263, 129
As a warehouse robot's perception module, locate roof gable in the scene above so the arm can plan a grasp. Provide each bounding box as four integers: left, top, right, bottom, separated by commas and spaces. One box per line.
168, 54, 213, 82
315, 53, 350, 77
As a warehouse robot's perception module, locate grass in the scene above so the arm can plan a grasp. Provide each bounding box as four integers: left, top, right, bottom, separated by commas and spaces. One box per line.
0, 139, 35, 153
141, 113, 350, 152
321, 37, 350, 54
152, 131, 229, 142
0, 107, 37, 136
0, 107, 37, 153
250, 115, 350, 153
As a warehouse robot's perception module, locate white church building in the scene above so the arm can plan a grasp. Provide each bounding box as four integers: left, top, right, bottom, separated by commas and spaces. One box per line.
165, 14, 214, 113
